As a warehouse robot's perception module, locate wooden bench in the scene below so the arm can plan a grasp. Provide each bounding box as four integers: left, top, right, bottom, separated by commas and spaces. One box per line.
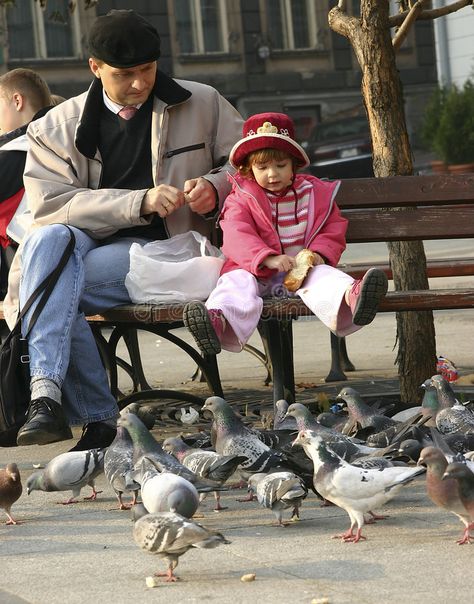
1, 173, 473, 408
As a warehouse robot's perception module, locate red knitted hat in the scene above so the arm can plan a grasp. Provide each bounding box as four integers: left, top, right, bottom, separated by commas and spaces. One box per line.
229, 112, 309, 169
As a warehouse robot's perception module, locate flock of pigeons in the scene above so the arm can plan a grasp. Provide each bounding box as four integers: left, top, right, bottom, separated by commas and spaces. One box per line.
1, 375, 474, 582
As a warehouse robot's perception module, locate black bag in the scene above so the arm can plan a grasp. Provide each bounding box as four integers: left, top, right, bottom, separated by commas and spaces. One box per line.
0, 228, 75, 446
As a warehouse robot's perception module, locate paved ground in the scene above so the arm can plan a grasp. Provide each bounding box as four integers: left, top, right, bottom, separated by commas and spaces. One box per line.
1, 245, 474, 603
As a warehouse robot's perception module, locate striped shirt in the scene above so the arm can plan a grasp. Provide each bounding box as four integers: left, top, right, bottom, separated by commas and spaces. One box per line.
267, 178, 312, 256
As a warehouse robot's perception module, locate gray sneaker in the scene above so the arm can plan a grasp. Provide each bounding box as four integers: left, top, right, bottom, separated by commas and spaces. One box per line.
183, 301, 222, 355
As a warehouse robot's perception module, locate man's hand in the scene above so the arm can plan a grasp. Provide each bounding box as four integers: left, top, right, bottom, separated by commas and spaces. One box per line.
262, 254, 296, 272
184, 177, 217, 214
140, 185, 185, 218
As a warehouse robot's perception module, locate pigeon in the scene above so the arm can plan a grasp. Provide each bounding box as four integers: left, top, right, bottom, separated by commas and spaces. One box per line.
0, 463, 22, 525
442, 461, 474, 538
121, 402, 156, 430
420, 378, 439, 426
201, 396, 285, 475
337, 387, 399, 435
285, 402, 375, 459
133, 511, 230, 582
293, 429, 425, 542
104, 425, 140, 510
273, 399, 297, 431
117, 412, 225, 493
437, 404, 474, 436
317, 411, 347, 432
132, 456, 200, 518
26, 449, 105, 504
162, 436, 246, 511
429, 427, 474, 464
248, 471, 308, 526
428, 375, 474, 434
417, 446, 472, 544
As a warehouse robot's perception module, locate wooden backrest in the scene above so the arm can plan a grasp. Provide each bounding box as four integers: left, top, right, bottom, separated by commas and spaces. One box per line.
335, 174, 474, 243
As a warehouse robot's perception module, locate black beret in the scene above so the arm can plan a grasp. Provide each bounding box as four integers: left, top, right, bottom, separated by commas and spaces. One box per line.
88, 9, 161, 68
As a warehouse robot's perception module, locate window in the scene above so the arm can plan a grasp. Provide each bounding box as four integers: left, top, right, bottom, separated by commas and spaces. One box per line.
175, 0, 229, 54
6, 0, 81, 60
266, 0, 318, 51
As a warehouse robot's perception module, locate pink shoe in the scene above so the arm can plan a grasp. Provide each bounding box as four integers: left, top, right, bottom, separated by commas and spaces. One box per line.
347, 268, 388, 326
208, 309, 226, 340
183, 301, 225, 355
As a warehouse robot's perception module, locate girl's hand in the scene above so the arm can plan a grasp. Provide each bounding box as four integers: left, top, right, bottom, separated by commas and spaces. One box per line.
262, 254, 296, 272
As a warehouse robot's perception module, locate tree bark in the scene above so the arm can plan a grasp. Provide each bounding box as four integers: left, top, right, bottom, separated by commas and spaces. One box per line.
329, 1, 437, 403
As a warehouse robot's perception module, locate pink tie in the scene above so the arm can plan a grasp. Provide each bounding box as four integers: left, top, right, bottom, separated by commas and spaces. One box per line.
118, 106, 138, 120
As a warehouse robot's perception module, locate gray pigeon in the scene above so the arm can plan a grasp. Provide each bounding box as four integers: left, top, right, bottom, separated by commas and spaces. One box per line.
0, 463, 22, 525
248, 471, 308, 526
273, 399, 297, 431
418, 446, 472, 544
133, 511, 230, 582
337, 387, 398, 435
117, 412, 225, 493
26, 449, 105, 504
428, 375, 474, 434
201, 396, 285, 475
132, 456, 200, 518
285, 402, 375, 459
442, 461, 474, 537
122, 402, 156, 430
104, 425, 140, 510
293, 429, 425, 542
162, 436, 246, 511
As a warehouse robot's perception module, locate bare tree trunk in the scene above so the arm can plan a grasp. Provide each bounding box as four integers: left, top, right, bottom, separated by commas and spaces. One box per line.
329, 1, 437, 403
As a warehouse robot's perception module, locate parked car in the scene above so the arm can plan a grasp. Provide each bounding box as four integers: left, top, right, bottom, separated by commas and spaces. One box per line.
301, 114, 374, 179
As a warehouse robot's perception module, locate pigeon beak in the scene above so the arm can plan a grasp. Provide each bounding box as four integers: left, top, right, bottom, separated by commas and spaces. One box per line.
416, 457, 425, 467
441, 471, 450, 481
27, 487, 31, 495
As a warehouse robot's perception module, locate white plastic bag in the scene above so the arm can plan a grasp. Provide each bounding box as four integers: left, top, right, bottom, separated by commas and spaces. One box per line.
125, 230, 225, 303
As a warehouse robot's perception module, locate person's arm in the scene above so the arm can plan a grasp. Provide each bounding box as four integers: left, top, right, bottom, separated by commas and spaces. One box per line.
184, 92, 243, 215
220, 194, 280, 278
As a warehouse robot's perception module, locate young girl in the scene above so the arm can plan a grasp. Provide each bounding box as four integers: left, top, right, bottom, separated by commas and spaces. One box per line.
183, 112, 388, 355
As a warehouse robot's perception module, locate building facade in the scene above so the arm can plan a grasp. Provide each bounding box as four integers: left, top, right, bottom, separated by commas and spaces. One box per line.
0, 0, 439, 145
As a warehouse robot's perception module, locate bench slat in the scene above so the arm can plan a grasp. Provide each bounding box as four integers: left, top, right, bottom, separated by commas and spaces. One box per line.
336, 174, 474, 208
258, 289, 474, 318
339, 258, 474, 280
344, 205, 474, 242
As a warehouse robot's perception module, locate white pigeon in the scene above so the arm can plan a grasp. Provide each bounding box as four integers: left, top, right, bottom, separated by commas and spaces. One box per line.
132, 456, 200, 518
133, 511, 230, 582
293, 430, 425, 542
248, 471, 308, 526
26, 449, 105, 505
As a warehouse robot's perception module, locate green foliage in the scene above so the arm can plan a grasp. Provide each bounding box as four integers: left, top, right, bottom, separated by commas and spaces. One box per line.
432, 79, 474, 165
420, 85, 448, 151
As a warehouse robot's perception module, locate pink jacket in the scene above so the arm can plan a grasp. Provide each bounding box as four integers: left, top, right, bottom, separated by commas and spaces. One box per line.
220, 172, 347, 279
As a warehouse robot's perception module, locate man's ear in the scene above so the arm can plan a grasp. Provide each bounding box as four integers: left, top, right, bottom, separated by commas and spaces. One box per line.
89, 57, 101, 78
12, 92, 24, 111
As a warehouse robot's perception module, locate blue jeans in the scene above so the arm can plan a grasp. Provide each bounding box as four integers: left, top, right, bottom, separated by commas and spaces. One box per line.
19, 224, 147, 425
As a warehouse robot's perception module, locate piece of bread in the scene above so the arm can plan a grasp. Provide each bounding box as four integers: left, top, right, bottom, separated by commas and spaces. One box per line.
283, 249, 317, 292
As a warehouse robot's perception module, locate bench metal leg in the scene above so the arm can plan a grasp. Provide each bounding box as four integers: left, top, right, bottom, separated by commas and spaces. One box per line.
325, 333, 348, 382
340, 336, 356, 372
92, 323, 223, 406
122, 328, 152, 390
258, 319, 295, 407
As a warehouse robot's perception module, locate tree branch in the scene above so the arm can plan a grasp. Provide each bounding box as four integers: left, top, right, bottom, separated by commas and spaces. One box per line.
392, 0, 430, 51
389, 0, 473, 26
328, 3, 360, 40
